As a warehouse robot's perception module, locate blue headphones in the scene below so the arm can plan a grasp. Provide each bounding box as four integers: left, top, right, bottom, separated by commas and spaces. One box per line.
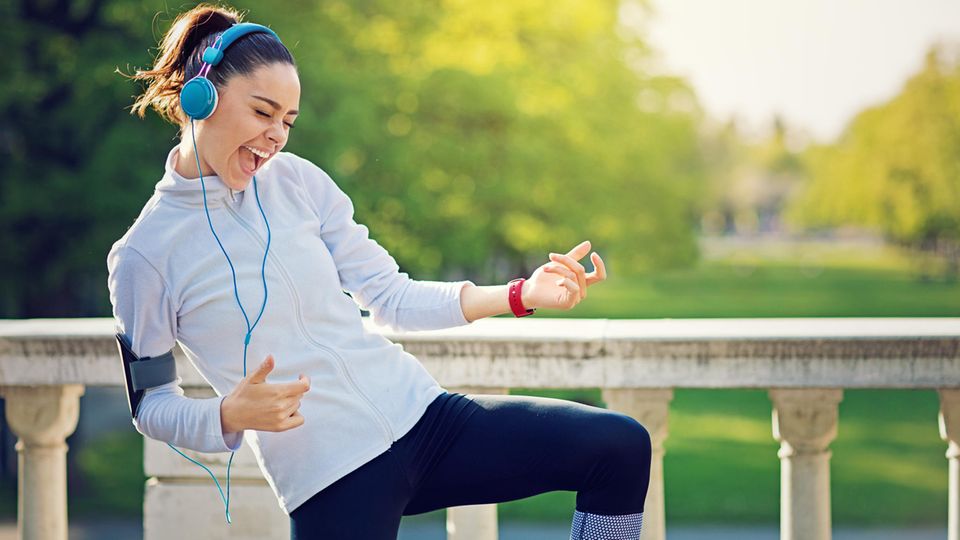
170, 22, 279, 524
180, 22, 282, 120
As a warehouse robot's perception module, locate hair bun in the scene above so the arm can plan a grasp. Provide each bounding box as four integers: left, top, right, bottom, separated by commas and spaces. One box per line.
118, 3, 243, 125
176, 7, 241, 77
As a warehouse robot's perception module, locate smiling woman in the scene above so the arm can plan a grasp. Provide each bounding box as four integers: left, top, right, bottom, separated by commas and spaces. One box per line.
168, 60, 302, 187
118, 4, 299, 190
109, 3, 637, 539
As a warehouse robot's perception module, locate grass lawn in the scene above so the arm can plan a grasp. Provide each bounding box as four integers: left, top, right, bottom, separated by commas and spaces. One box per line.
487, 241, 957, 525
50, 241, 960, 525
488, 386, 946, 526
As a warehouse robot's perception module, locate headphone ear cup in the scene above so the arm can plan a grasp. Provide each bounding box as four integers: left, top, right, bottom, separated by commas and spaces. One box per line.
180, 77, 219, 121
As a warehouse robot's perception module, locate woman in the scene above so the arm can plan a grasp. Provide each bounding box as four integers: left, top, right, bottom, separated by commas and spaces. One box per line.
109, 4, 650, 539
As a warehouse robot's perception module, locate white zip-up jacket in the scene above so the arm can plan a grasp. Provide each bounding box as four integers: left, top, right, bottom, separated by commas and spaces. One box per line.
106, 145, 475, 514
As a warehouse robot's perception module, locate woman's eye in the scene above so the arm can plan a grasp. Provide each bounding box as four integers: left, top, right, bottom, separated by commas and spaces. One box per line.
257, 110, 294, 128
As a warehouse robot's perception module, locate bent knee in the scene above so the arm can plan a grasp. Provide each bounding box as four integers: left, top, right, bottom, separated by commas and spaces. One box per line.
595, 412, 652, 468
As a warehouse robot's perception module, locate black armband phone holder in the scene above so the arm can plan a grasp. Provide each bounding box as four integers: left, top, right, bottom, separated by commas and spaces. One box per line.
115, 333, 177, 419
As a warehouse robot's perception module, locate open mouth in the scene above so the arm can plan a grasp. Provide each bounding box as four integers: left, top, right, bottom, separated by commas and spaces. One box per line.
240, 146, 266, 174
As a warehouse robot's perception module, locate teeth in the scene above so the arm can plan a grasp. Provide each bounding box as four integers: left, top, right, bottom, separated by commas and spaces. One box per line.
243, 146, 270, 159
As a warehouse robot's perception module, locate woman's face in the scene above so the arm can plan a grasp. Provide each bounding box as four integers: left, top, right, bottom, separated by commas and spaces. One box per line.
177, 61, 300, 190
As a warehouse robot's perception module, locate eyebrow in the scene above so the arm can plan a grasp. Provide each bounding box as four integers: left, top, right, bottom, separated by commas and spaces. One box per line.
251, 95, 299, 116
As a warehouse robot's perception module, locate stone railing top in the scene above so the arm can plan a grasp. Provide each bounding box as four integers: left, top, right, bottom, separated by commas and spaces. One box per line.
0, 317, 958, 388
3, 316, 959, 339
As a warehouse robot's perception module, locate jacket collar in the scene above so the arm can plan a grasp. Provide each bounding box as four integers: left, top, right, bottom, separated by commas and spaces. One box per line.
155, 146, 242, 208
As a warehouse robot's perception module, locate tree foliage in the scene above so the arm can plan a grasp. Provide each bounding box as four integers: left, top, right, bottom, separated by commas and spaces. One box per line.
785, 44, 960, 247
0, 0, 706, 317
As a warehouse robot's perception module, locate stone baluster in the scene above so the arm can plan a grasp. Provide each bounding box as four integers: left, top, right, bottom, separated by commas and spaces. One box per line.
143, 386, 286, 540
0, 385, 85, 540
602, 389, 673, 540
444, 386, 509, 540
769, 389, 843, 540
939, 389, 960, 540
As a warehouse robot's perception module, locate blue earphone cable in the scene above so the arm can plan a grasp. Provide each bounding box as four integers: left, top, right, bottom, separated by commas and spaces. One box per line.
163, 118, 272, 524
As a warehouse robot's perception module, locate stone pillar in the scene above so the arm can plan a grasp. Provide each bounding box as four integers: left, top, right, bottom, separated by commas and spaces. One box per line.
0, 384, 85, 540
444, 386, 509, 540
769, 389, 842, 540
939, 389, 960, 540
143, 386, 286, 540
602, 388, 673, 540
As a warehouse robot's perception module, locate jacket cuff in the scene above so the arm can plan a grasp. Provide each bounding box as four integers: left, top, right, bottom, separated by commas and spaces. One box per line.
213, 395, 244, 452
451, 280, 476, 326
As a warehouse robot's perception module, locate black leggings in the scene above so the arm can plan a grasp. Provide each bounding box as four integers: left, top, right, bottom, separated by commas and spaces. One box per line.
290, 391, 652, 539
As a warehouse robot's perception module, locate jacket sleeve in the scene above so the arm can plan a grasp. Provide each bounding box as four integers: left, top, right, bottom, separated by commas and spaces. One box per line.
296, 157, 475, 332
107, 244, 243, 453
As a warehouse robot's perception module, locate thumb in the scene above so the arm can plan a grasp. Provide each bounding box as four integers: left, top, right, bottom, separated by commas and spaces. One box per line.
247, 354, 274, 384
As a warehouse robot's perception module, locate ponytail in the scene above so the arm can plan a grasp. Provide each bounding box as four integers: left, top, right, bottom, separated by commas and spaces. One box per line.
118, 3, 294, 127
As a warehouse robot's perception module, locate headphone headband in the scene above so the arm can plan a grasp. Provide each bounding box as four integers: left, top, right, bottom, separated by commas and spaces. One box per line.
202, 23, 281, 66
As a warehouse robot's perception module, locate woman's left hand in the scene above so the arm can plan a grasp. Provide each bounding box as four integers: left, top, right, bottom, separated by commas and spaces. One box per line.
522, 240, 607, 311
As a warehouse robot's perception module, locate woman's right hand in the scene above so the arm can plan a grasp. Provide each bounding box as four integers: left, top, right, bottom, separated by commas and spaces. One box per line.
220, 354, 310, 433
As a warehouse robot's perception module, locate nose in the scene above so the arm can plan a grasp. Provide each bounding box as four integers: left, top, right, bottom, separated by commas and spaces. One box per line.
266, 120, 286, 147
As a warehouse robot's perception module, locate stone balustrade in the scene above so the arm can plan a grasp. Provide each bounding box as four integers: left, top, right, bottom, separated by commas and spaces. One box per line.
0, 317, 959, 540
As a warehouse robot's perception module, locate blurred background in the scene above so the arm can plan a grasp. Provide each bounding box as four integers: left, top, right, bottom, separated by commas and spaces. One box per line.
1, 0, 959, 537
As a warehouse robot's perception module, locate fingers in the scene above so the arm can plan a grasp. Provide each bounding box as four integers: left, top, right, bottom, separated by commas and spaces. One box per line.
280, 410, 305, 431
548, 242, 607, 288
298, 373, 310, 393
290, 411, 305, 428
281, 397, 303, 420
560, 277, 580, 298
277, 373, 311, 398
264, 389, 305, 432
549, 252, 587, 300
544, 263, 576, 284
590, 252, 607, 282
565, 240, 591, 259
247, 354, 274, 384
237, 357, 310, 432
268, 392, 304, 431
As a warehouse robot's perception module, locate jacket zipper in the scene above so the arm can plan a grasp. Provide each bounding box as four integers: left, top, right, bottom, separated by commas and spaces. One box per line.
220, 202, 396, 444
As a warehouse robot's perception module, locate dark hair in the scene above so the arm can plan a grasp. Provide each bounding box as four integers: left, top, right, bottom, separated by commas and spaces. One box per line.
118, 2, 296, 127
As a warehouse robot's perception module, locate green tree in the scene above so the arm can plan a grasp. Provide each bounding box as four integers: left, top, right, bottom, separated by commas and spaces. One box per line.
785, 44, 960, 279
269, 0, 707, 280
1, 0, 707, 317
0, 1, 179, 317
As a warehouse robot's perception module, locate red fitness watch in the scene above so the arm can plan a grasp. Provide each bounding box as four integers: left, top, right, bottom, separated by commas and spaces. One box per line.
508, 278, 535, 317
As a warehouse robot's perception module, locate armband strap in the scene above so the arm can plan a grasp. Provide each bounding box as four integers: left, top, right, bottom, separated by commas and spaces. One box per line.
129, 350, 176, 391
115, 333, 177, 419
